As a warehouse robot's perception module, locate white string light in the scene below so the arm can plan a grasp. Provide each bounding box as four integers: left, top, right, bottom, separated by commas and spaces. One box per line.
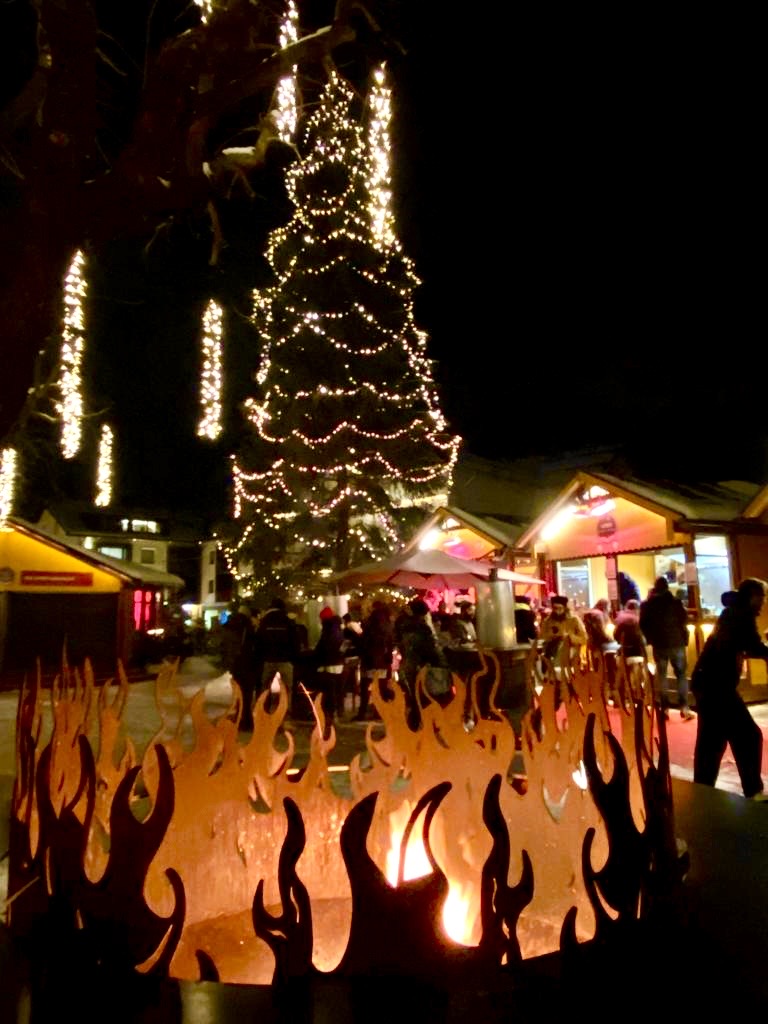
197, 299, 223, 440
94, 424, 114, 507
193, 0, 215, 24
227, 71, 460, 585
367, 64, 396, 249
56, 249, 87, 459
0, 447, 17, 527
274, 0, 299, 144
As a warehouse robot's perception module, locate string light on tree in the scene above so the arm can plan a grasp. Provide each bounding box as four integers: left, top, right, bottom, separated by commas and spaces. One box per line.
56, 249, 87, 459
226, 70, 460, 592
367, 64, 396, 250
94, 424, 114, 508
193, 0, 215, 24
197, 300, 223, 440
0, 448, 17, 527
274, 0, 299, 145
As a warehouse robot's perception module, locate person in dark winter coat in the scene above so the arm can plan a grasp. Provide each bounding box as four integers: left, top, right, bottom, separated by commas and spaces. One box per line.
226, 606, 258, 731
640, 577, 694, 720
514, 595, 538, 644
255, 598, 300, 702
356, 602, 394, 720
691, 578, 768, 799
618, 571, 641, 607
399, 598, 449, 700
315, 608, 346, 724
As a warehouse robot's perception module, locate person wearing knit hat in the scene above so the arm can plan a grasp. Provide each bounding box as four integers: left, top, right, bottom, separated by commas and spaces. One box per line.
540, 595, 587, 663
315, 608, 345, 729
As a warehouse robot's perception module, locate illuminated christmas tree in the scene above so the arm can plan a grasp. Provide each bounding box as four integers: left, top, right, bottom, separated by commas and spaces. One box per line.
226, 68, 459, 593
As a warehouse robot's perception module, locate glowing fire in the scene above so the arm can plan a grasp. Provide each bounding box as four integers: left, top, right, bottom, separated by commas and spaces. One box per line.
384, 803, 478, 946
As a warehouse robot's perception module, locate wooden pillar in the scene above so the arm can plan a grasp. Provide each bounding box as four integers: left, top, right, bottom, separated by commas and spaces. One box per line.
682, 539, 702, 619
727, 534, 741, 588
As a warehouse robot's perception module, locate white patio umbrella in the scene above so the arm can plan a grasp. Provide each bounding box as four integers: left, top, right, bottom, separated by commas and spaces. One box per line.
331, 549, 543, 591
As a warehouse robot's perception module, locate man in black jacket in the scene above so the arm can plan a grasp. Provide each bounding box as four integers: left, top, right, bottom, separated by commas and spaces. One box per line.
255, 598, 299, 707
691, 579, 768, 799
640, 576, 694, 720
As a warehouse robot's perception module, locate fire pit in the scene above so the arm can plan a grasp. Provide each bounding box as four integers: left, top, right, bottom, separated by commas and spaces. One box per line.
7, 654, 683, 990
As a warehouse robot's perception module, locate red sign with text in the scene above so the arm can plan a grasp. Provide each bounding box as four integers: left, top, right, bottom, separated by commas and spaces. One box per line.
21, 571, 94, 587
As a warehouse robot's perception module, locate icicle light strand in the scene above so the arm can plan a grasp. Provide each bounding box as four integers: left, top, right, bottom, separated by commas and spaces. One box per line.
197, 300, 223, 440
94, 424, 114, 507
274, 0, 299, 144
56, 249, 87, 459
193, 0, 215, 24
0, 447, 17, 527
367, 64, 396, 250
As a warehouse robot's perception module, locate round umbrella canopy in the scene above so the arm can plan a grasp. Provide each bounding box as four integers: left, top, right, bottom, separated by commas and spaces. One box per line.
332, 549, 543, 591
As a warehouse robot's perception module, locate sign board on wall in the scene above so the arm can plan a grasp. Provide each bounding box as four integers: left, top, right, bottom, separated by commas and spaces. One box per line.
20, 571, 94, 587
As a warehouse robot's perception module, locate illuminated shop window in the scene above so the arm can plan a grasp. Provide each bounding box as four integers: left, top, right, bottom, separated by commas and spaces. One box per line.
557, 559, 590, 610
694, 535, 731, 617
134, 589, 155, 630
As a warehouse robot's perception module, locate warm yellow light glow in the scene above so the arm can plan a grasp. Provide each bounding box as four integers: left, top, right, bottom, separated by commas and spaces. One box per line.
418, 528, 442, 551
384, 814, 431, 886
56, 249, 87, 459
274, 0, 299, 144
0, 447, 17, 526
94, 424, 114, 507
540, 504, 576, 543
442, 884, 475, 946
197, 300, 223, 440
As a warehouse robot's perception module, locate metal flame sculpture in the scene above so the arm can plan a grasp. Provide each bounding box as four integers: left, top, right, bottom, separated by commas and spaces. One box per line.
7, 653, 683, 989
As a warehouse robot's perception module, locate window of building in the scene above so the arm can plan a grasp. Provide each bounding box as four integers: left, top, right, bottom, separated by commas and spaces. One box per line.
694, 535, 731, 618
209, 549, 216, 565
121, 519, 160, 534
208, 580, 214, 593
140, 548, 156, 565
652, 549, 686, 600
98, 544, 129, 560
557, 559, 590, 610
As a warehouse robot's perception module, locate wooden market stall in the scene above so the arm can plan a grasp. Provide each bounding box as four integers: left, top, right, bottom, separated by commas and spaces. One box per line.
0, 518, 183, 683
516, 471, 768, 695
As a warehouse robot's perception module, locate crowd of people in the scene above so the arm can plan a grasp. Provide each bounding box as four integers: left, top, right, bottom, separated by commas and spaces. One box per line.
217, 595, 489, 731
215, 580, 700, 730
213, 575, 768, 804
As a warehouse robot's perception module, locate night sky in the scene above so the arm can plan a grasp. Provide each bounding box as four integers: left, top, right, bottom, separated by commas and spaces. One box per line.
2, 4, 765, 517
